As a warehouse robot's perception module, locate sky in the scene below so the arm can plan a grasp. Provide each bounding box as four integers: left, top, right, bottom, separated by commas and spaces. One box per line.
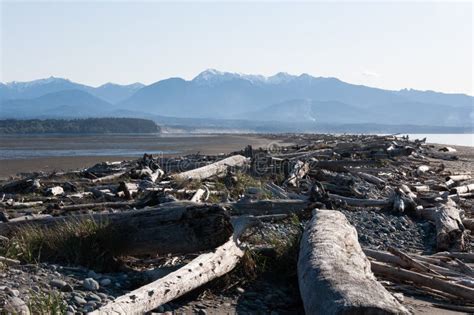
1, 1, 472, 95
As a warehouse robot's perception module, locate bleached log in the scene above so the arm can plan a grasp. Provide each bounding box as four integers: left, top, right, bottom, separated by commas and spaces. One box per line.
284, 160, 310, 187
447, 174, 472, 182
0, 204, 232, 256
118, 182, 139, 200
173, 155, 248, 181
327, 193, 390, 207
91, 217, 252, 315
298, 210, 408, 314
419, 199, 466, 251
364, 249, 466, 278
190, 187, 208, 203
91, 172, 126, 183
352, 171, 385, 187
370, 261, 474, 303
451, 183, 474, 194
0, 255, 20, 266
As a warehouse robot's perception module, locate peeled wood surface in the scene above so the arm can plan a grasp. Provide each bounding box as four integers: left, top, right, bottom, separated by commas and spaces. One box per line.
173, 155, 248, 181
92, 218, 250, 315
298, 210, 408, 315
0, 203, 232, 256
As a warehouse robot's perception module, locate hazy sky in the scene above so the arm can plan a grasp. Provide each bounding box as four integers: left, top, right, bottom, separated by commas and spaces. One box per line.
1, 1, 472, 95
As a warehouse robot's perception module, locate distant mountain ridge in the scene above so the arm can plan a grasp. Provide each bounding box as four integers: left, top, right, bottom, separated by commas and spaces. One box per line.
1, 70, 472, 129
1, 77, 144, 103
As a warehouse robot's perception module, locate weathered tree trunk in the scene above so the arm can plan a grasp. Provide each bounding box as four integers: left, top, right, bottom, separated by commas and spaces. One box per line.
0, 204, 232, 256
418, 199, 466, 251
91, 217, 252, 315
297, 210, 408, 314
173, 155, 248, 181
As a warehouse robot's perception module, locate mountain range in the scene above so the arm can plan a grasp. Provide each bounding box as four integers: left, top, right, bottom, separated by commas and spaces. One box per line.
1, 70, 472, 131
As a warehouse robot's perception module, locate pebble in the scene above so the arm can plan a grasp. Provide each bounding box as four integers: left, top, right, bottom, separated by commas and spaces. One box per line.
87, 293, 102, 302
61, 283, 74, 292
73, 296, 87, 305
50, 278, 67, 289
4, 296, 29, 315
99, 278, 111, 286
83, 278, 100, 291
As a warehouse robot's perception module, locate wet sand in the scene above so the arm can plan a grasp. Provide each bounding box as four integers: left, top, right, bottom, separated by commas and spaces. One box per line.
0, 134, 285, 179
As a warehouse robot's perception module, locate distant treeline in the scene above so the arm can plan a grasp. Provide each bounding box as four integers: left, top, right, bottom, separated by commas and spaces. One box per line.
0, 118, 161, 134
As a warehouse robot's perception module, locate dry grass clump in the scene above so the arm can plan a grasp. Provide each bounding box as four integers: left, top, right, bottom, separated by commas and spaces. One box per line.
27, 290, 67, 315
1, 218, 119, 270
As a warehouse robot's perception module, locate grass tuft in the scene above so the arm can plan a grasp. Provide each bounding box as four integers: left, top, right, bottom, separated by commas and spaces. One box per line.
27, 290, 67, 315
2, 218, 120, 270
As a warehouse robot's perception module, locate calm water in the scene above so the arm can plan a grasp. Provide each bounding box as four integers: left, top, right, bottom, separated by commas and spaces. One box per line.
0, 133, 472, 160
0, 133, 266, 160
406, 134, 473, 147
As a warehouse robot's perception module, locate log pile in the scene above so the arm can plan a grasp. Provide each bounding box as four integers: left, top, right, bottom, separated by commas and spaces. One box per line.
0, 134, 472, 314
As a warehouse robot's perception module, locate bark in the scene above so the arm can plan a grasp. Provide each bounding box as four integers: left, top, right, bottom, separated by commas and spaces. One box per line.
297, 210, 408, 315
91, 217, 252, 315
173, 155, 248, 181
0, 203, 232, 256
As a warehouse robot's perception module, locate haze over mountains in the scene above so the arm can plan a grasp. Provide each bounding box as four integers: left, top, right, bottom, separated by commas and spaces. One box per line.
1, 70, 472, 132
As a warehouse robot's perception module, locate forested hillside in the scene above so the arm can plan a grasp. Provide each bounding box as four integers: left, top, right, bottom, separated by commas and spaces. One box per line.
0, 118, 160, 134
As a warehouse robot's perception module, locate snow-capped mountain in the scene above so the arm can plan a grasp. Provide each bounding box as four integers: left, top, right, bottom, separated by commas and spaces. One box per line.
1, 77, 145, 103
1, 69, 472, 128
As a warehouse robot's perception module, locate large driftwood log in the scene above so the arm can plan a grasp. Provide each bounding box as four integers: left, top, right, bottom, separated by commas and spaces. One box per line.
173, 155, 248, 181
419, 199, 466, 251
91, 217, 252, 315
0, 204, 232, 256
298, 210, 408, 314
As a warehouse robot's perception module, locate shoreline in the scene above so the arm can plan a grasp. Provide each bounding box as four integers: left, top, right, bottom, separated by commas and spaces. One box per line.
0, 134, 290, 179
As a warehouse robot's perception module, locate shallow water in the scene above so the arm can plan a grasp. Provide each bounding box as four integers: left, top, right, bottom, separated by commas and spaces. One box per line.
406, 134, 473, 147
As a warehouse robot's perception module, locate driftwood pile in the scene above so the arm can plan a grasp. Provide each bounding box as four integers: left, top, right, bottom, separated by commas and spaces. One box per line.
0, 134, 473, 314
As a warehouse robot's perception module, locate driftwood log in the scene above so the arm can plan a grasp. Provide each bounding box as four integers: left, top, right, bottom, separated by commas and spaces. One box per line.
297, 209, 408, 314
419, 199, 466, 251
371, 261, 474, 303
0, 203, 232, 256
173, 155, 248, 181
91, 217, 252, 314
